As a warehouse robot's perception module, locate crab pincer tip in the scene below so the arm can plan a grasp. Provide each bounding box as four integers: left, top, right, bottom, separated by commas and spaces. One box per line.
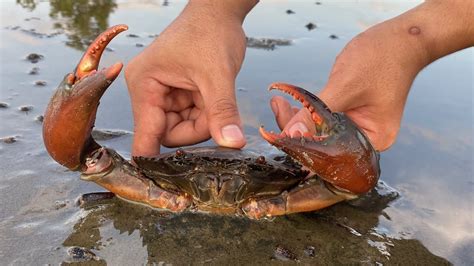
116, 24, 129, 31
267, 82, 284, 91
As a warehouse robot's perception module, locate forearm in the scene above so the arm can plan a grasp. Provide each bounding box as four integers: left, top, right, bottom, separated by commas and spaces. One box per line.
367, 0, 474, 73
317, 0, 473, 151
187, 0, 258, 24
407, 0, 474, 63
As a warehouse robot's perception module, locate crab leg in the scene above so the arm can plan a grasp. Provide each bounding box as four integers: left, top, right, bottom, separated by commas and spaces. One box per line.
242, 178, 348, 219
81, 148, 192, 211
260, 83, 380, 194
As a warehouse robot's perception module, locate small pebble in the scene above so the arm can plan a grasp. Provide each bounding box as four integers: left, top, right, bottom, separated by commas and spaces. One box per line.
91, 129, 131, 141
35, 115, 44, 122
155, 222, 165, 235
0, 102, 9, 108
273, 245, 299, 262
315, 1, 322, 5
329, 34, 338, 39
26, 53, 43, 63
54, 200, 68, 210
34, 80, 47, 86
29, 67, 40, 75
286, 9, 295, 14
24, 17, 40, 21
305, 23, 317, 31
78, 192, 115, 207
127, 33, 140, 38
304, 245, 316, 257
246, 37, 292, 50
136, 43, 144, 47
1, 136, 17, 144
18, 105, 33, 112
67, 246, 99, 262
105, 47, 114, 52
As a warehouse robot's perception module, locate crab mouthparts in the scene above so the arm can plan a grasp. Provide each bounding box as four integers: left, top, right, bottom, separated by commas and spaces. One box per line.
82, 148, 114, 178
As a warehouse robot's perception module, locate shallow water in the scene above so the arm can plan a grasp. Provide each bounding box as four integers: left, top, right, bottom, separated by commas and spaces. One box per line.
0, 1, 472, 265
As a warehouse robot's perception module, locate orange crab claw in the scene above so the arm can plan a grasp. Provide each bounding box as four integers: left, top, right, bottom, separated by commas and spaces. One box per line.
42, 25, 127, 171
260, 82, 380, 195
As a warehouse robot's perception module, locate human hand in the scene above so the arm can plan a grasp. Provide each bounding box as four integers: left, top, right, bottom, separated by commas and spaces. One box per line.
270, 0, 474, 151
271, 30, 419, 151
125, 1, 257, 157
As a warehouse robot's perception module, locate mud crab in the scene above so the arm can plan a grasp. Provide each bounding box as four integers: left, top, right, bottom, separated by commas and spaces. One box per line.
43, 25, 380, 219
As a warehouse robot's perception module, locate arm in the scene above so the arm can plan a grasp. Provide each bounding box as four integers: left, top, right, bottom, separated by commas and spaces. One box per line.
125, 0, 258, 157
272, 0, 474, 151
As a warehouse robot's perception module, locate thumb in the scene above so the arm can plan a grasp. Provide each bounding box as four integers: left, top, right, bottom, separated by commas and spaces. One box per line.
201, 80, 246, 148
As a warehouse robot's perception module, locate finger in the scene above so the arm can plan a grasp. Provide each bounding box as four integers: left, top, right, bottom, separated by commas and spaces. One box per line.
161, 108, 211, 147
282, 108, 317, 138
270, 96, 298, 130
127, 78, 168, 157
200, 78, 246, 148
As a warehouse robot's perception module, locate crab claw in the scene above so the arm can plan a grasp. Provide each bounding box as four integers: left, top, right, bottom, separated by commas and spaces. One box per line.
43, 25, 128, 171
260, 83, 380, 195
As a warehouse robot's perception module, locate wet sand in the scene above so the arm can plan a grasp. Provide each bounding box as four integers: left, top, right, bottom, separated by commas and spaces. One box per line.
0, 1, 472, 265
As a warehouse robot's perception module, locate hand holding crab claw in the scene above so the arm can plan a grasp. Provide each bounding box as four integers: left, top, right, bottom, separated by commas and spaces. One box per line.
125, 0, 474, 156
268, 0, 474, 152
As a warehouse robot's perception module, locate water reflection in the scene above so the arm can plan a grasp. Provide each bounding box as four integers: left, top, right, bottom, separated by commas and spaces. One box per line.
16, 0, 37, 11
50, 0, 117, 50
61, 183, 448, 264
16, 0, 117, 50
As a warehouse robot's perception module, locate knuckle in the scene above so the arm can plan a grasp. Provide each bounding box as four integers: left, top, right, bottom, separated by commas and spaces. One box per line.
207, 98, 239, 122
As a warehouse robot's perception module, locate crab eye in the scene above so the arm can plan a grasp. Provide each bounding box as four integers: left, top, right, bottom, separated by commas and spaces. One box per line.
175, 149, 186, 157
255, 156, 266, 164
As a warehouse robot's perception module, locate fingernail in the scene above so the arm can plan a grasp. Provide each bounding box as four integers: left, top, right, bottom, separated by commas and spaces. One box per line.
270, 100, 278, 117
288, 122, 308, 138
221, 124, 244, 143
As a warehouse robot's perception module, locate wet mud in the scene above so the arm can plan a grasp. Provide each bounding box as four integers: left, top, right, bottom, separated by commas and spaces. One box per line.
91, 129, 132, 141
25, 53, 43, 63
53, 186, 448, 265
305, 22, 317, 31
246, 37, 292, 50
